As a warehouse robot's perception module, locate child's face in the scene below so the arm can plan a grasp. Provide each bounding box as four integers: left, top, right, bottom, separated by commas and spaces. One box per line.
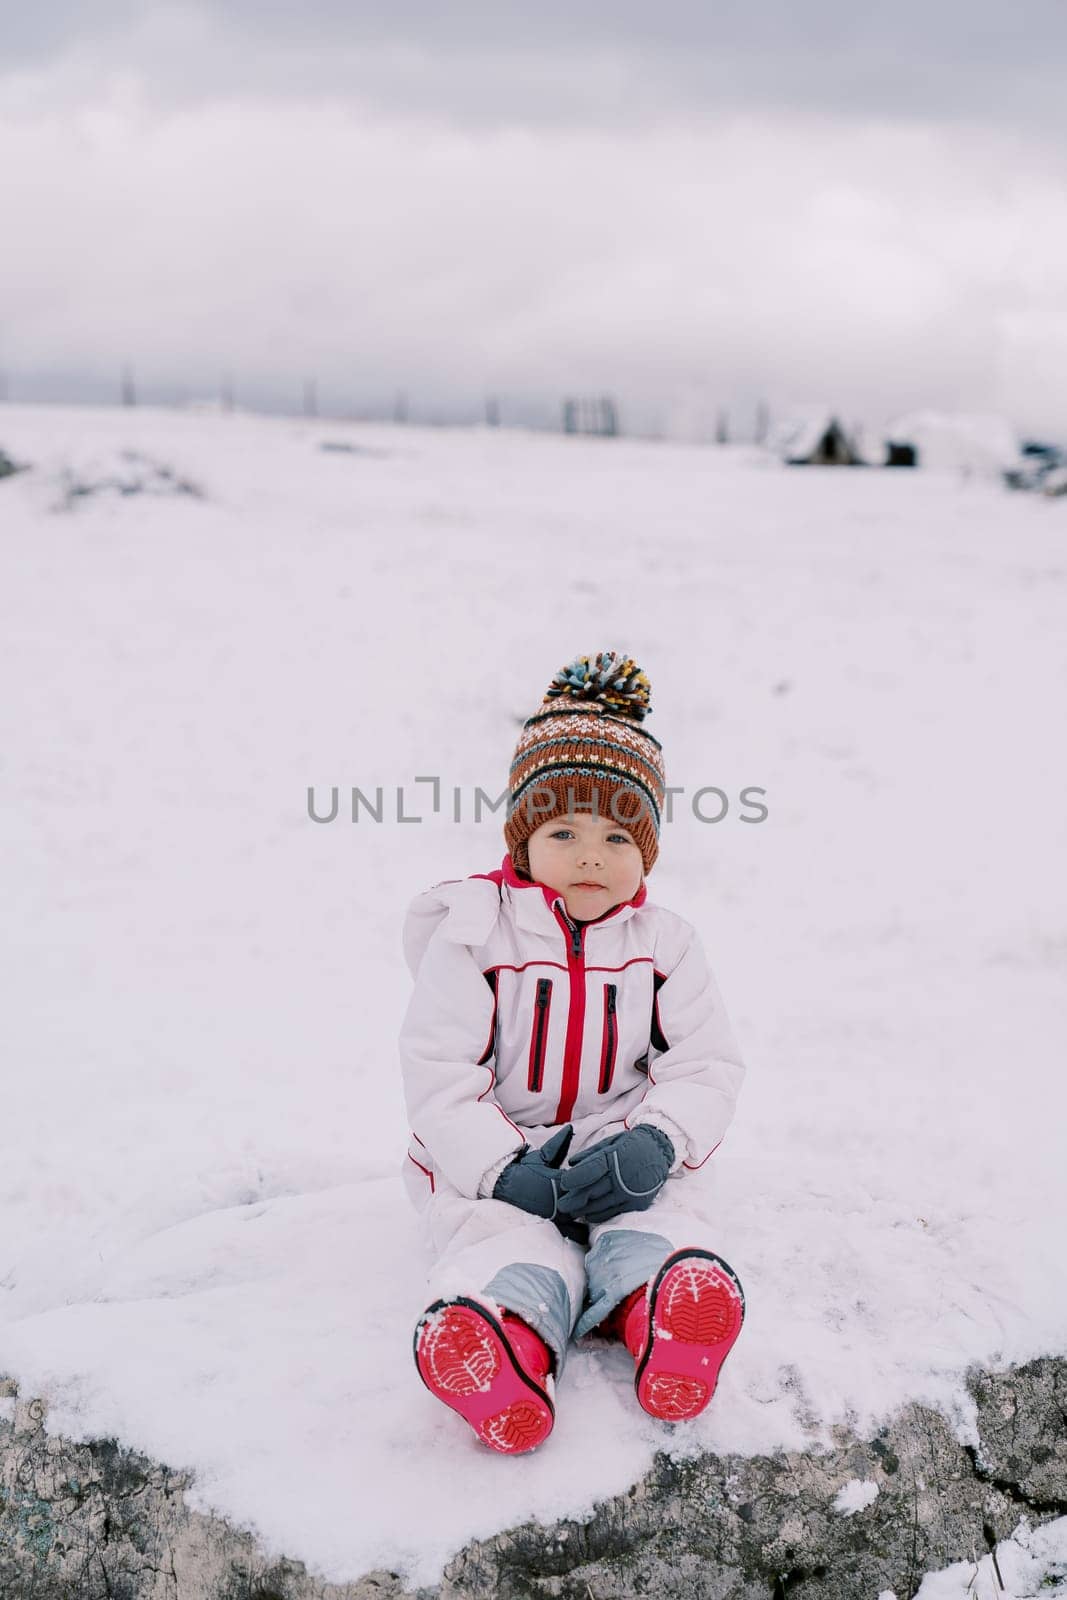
525, 811, 645, 919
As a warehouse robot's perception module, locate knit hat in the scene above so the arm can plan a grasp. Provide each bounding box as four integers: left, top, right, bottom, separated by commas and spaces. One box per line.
504, 651, 666, 880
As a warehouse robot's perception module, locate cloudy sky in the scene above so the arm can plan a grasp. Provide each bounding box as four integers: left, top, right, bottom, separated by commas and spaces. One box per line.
3, 2, 1066, 435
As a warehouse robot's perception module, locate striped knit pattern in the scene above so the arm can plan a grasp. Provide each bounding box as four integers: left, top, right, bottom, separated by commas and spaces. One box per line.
504, 679, 667, 878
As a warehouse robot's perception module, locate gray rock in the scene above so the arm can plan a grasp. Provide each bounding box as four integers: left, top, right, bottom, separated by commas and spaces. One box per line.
1, 1358, 1065, 1599
0, 1387, 413, 1600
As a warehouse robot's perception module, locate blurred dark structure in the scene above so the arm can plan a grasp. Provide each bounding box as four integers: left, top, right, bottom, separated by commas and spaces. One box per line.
1004, 441, 1066, 494
563, 396, 619, 436
777, 412, 863, 466
885, 441, 917, 467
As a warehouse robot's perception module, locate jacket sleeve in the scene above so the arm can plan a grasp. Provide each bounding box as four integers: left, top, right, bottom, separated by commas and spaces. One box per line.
398, 922, 526, 1198
625, 917, 745, 1171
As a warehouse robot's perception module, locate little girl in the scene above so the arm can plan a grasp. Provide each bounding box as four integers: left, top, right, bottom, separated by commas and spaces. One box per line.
398, 651, 746, 1454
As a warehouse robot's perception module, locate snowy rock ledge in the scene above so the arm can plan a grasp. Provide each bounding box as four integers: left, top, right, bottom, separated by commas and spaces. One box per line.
2, 1358, 1065, 1600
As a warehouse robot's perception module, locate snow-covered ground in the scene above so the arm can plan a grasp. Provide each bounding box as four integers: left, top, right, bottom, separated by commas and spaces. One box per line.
911, 1516, 1067, 1599
1, 403, 1065, 1588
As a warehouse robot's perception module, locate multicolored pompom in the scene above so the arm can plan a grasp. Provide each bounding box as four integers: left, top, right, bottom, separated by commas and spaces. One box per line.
544, 651, 652, 722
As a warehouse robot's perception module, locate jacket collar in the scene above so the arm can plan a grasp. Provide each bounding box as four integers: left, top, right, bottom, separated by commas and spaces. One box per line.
477, 853, 647, 939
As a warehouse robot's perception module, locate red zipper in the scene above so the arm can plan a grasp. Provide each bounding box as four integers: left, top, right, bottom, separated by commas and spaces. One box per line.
527, 977, 553, 1091
598, 983, 618, 1093
553, 907, 587, 1123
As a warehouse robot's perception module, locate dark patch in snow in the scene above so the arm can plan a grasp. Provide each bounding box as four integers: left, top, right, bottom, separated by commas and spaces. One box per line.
319, 441, 393, 459
55, 450, 204, 509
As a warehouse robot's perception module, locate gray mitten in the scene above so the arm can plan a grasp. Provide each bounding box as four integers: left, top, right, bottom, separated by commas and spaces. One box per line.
492, 1125, 574, 1219
556, 1125, 674, 1224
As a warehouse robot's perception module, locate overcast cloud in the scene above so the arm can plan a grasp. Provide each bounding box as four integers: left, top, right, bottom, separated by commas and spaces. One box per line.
2, 2, 1066, 434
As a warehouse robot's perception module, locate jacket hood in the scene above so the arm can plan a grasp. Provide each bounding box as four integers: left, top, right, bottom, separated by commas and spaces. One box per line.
402, 853, 648, 978
401, 874, 502, 978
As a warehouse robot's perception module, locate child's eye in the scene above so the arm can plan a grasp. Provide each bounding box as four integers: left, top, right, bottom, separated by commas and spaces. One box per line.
549, 829, 632, 845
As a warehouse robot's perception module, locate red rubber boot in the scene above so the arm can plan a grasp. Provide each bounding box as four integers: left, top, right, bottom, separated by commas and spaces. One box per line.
413, 1296, 555, 1454
619, 1249, 745, 1422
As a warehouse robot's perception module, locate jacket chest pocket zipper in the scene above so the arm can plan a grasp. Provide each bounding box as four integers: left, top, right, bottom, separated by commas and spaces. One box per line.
598, 983, 618, 1093
528, 978, 553, 1092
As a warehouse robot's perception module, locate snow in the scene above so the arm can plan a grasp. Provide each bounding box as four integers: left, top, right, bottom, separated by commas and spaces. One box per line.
884, 410, 1023, 476
1, 403, 1065, 1588
833, 1478, 880, 1515
914, 1516, 1067, 1598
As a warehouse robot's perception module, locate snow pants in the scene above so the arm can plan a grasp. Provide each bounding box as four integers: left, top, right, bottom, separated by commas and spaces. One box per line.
403, 1155, 723, 1376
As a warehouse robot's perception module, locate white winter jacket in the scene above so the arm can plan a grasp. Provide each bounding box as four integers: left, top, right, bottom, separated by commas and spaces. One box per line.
398, 856, 745, 1202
